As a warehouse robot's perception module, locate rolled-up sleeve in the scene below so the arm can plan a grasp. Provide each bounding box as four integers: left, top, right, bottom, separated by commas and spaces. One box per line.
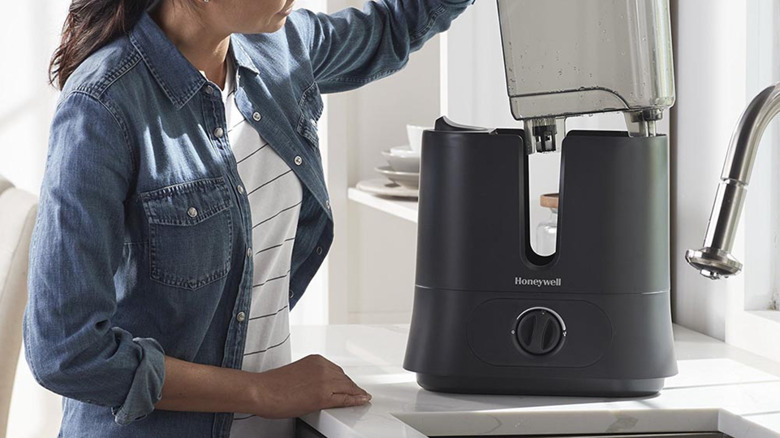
23, 91, 165, 425
299, 0, 473, 93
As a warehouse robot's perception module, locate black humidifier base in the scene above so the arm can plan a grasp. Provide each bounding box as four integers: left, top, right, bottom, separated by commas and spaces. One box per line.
402, 117, 677, 397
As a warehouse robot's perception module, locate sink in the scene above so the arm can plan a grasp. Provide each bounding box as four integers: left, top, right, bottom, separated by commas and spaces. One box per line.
431, 434, 728, 438
391, 411, 730, 438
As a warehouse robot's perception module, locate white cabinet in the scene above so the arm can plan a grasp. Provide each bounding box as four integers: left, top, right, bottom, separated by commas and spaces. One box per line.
317, 0, 444, 324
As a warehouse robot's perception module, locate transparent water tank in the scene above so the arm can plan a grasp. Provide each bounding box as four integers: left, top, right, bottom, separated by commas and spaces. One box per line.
497, 0, 675, 147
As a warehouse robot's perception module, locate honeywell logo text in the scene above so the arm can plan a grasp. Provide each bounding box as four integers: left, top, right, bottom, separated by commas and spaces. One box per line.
514, 277, 562, 287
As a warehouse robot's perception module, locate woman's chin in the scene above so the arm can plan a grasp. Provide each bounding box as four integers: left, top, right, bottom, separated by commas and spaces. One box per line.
272, 17, 288, 31
271, 13, 290, 30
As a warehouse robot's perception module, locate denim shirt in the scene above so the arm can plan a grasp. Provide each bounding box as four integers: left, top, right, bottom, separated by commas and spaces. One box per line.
23, 0, 470, 437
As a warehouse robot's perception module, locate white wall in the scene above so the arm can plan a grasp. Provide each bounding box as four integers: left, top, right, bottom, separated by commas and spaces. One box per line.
672, 0, 780, 360
335, 7, 441, 323
670, 0, 750, 341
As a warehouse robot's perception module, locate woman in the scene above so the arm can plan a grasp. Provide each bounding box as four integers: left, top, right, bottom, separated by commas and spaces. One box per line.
23, 0, 470, 436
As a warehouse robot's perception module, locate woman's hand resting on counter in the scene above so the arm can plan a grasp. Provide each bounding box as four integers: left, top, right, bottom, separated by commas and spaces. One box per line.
252, 354, 372, 418
156, 354, 370, 419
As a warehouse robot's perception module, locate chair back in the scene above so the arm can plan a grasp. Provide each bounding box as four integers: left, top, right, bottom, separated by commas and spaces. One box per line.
0, 184, 38, 438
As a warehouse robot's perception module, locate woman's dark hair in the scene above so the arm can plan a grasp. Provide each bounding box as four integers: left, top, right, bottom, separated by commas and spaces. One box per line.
50, 0, 151, 89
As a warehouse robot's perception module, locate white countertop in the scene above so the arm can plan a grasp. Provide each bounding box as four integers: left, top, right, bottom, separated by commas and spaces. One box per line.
290, 324, 780, 438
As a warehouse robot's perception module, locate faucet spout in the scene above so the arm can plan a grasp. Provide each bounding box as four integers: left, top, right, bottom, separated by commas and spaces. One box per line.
686, 84, 780, 279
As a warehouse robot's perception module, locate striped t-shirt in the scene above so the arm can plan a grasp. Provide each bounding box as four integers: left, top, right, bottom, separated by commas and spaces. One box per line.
215, 57, 301, 438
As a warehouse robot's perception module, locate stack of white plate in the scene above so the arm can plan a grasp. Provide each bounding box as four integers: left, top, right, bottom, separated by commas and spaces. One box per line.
357, 125, 428, 199
357, 145, 421, 198
376, 145, 420, 186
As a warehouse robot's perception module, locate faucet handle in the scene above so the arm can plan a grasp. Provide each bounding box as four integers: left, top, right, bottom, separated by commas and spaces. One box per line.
685, 247, 743, 280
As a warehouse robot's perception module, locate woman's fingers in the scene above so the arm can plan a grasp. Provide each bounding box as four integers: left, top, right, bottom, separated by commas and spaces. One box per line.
331, 379, 370, 397
327, 392, 372, 408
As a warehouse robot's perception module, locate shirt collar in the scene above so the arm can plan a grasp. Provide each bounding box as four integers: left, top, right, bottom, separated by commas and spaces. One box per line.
129, 12, 259, 109
229, 35, 261, 76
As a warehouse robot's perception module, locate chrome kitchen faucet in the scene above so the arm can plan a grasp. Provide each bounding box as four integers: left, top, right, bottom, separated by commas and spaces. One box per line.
686, 84, 780, 279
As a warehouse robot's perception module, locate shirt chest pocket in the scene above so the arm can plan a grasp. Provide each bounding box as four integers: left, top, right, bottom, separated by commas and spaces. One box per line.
296, 82, 324, 148
140, 177, 234, 291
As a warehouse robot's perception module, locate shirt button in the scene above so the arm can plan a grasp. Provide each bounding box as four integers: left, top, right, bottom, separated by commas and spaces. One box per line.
252, 112, 262, 122
246, 248, 252, 257
205, 85, 214, 95
237, 185, 245, 194
294, 156, 303, 166
236, 312, 246, 322
214, 127, 224, 138
187, 207, 198, 218
316, 246, 323, 255
310, 119, 317, 126
325, 200, 331, 210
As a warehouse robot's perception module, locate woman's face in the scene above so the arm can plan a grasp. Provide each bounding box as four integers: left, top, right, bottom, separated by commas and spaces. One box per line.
207, 0, 295, 35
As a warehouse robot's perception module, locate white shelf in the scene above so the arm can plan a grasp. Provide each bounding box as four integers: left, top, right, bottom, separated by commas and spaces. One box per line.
347, 187, 418, 223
